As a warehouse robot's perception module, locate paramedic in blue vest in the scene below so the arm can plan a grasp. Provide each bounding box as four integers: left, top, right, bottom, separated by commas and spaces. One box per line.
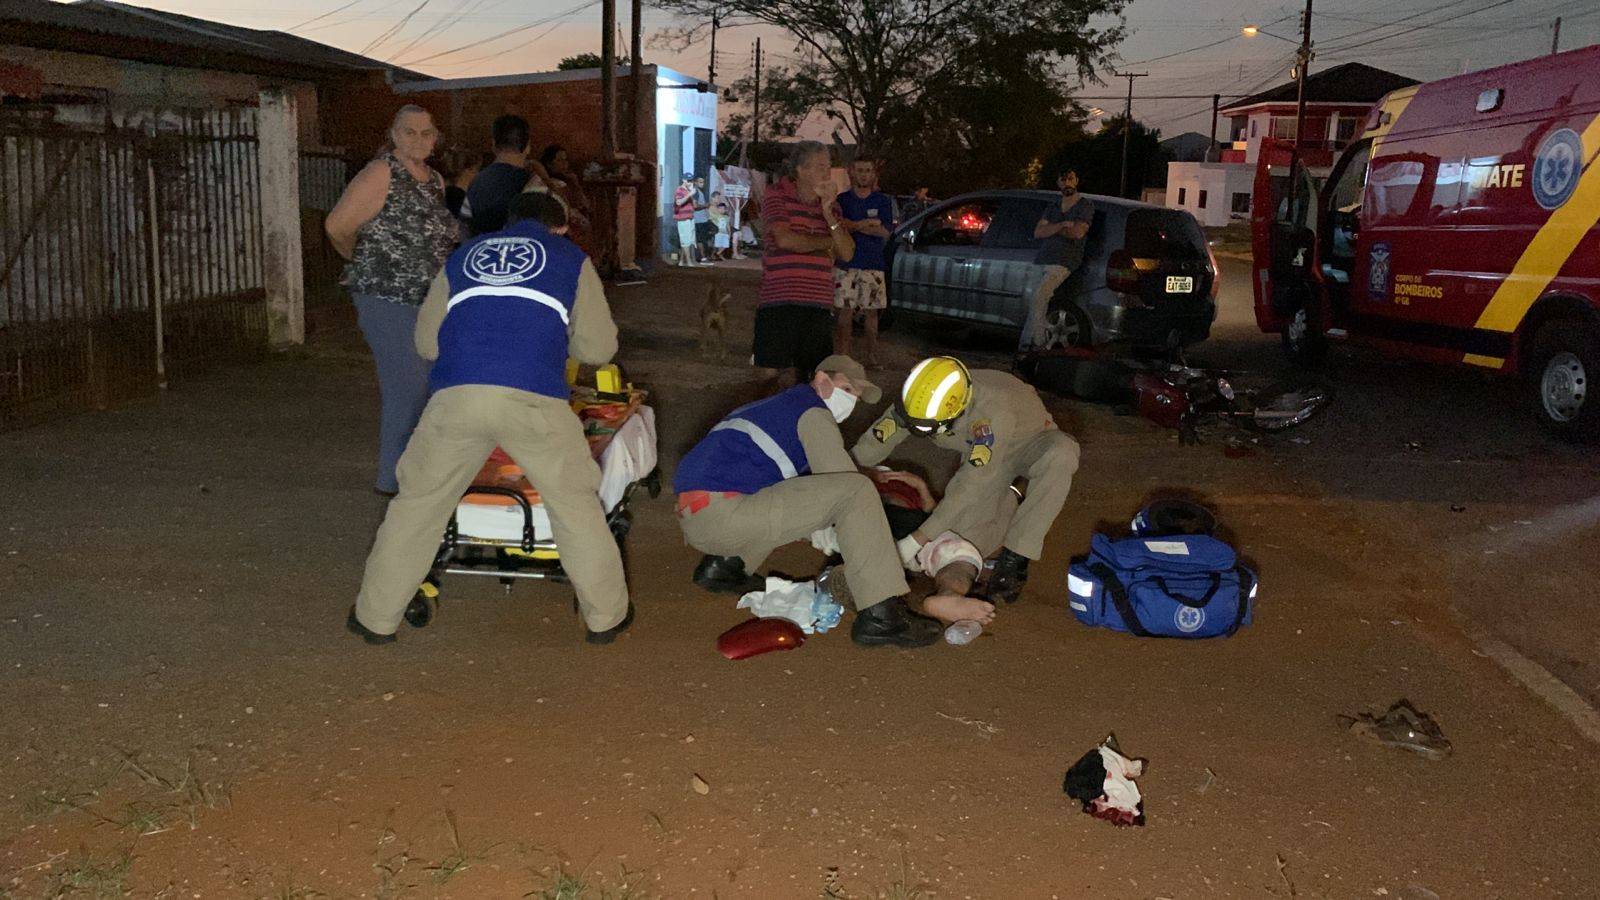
346, 192, 633, 646
674, 356, 944, 648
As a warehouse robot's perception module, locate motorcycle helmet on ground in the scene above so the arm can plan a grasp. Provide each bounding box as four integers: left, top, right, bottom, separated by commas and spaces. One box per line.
899, 356, 973, 436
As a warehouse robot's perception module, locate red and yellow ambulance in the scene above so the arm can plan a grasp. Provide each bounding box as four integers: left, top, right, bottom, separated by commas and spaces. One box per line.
1251, 44, 1600, 440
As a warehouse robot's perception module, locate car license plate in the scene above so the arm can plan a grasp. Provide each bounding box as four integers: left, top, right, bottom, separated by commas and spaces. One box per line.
1165, 276, 1194, 293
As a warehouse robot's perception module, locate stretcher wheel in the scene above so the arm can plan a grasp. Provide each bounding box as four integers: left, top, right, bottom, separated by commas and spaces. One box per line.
404, 594, 436, 628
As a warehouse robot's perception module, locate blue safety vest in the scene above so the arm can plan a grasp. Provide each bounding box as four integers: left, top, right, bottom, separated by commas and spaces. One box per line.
673, 385, 826, 494
429, 218, 588, 400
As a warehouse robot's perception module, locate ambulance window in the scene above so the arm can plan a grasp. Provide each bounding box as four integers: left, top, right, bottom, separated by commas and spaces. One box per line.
1369, 157, 1430, 223
1432, 158, 1465, 216
1329, 142, 1371, 217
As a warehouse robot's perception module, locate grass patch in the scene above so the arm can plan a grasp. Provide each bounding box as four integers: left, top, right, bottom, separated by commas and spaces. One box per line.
526, 862, 649, 899
42, 847, 134, 899
424, 810, 482, 886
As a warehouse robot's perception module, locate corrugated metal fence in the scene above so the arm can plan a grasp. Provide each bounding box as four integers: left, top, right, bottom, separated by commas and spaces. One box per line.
0, 107, 274, 429
300, 150, 356, 310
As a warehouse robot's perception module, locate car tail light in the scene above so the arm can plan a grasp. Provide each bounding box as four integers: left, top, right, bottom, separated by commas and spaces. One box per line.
1106, 250, 1141, 295
1206, 242, 1221, 302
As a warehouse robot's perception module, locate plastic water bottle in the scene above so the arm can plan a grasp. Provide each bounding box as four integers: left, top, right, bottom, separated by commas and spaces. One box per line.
810, 568, 846, 634
944, 620, 982, 646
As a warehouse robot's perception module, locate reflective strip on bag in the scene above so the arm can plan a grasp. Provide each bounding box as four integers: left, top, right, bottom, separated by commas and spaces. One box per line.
1068, 572, 1094, 597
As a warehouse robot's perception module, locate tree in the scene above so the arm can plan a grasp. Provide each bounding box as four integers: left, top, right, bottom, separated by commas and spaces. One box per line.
655, 0, 1127, 155
1041, 115, 1168, 198
558, 53, 605, 70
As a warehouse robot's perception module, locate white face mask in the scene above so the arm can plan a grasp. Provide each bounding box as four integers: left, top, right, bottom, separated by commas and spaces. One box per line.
823, 388, 859, 423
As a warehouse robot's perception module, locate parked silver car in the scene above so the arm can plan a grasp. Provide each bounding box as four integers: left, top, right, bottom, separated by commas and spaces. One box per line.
886, 190, 1219, 350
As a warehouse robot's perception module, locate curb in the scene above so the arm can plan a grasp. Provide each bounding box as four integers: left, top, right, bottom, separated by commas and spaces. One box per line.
1461, 619, 1600, 746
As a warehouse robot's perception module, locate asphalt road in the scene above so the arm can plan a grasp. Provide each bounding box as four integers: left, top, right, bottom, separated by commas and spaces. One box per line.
1194, 256, 1600, 708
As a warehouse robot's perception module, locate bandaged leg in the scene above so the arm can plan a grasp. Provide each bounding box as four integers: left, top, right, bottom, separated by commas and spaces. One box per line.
913, 532, 994, 625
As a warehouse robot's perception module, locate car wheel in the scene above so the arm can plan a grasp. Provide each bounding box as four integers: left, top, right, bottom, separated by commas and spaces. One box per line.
1042, 303, 1093, 350
1280, 292, 1328, 367
1527, 320, 1600, 443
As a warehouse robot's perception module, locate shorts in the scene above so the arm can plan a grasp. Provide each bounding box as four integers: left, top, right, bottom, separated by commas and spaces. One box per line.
752, 304, 834, 375
834, 268, 888, 311
675, 219, 695, 250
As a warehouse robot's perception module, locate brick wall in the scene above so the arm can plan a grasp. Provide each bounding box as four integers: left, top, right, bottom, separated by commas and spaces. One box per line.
321, 73, 661, 262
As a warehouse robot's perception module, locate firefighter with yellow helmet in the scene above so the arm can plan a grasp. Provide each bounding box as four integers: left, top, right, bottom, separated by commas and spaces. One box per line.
850, 356, 1080, 603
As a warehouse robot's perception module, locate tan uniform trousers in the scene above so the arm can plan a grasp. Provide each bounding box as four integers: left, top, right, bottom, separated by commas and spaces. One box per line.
921, 428, 1080, 561
677, 473, 909, 610
354, 384, 629, 634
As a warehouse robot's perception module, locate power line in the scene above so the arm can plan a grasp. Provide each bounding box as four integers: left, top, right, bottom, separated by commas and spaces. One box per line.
1121, 13, 1293, 67
386, 0, 492, 61
416, 19, 568, 69
1319, 0, 1521, 53
287, 0, 366, 32
361, 0, 433, 56
399, 0, 600, 65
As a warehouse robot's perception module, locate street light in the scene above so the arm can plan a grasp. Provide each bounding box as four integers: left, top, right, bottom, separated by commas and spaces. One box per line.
1241, 24, 1297, 43
1244, 1, 1314, 159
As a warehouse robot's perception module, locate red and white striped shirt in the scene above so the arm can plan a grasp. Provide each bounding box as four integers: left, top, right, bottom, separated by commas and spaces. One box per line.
759, 178, 837, 308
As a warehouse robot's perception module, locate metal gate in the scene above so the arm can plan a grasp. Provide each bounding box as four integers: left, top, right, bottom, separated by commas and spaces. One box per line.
0, 107, 266, 430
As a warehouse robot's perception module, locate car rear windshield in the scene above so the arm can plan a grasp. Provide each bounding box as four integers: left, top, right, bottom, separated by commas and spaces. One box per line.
1124, 209, 1208, 260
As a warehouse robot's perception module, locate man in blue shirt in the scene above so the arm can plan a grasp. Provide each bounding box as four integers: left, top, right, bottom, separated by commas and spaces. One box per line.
346, 194, 632, 647
466, 115, 532, 236
833, 158, 895, 367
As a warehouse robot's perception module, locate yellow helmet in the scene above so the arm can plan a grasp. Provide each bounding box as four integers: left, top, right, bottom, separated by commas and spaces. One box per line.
898, 356, 973, 435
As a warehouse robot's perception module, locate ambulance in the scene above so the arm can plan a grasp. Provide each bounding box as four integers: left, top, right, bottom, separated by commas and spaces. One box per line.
1251, 44, 1600, 440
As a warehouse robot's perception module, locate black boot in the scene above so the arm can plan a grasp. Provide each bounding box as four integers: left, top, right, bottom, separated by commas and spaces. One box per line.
692, 554, 764, 594
851, 597, 943, 648
346, 606, 396, 645
585, 602, 635, 645
985, 548, 1031, 604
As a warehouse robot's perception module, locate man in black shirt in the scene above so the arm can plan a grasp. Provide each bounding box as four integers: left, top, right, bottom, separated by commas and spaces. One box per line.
466, 115, 532, 236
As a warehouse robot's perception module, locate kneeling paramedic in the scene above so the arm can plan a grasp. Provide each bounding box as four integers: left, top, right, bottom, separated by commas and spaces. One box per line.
347, 193, 632, 645
852, 356, 1080, 603
674, 356, 944, 648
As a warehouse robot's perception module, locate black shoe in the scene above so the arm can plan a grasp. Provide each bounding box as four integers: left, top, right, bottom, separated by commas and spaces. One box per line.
692, 555, 764, 594
586, 602, 635, 645
346, 606, 396, 645
985, 548, 1031, 604
850, 597, 943, 648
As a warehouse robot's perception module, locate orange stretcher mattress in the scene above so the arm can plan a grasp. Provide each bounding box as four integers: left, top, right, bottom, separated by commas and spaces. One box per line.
461, 388, 645, 508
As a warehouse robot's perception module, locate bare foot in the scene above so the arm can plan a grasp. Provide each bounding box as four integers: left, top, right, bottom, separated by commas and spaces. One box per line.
922, 594, 995, 626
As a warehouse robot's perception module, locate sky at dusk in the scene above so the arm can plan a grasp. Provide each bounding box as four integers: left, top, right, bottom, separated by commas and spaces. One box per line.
94, 0, 1600, 140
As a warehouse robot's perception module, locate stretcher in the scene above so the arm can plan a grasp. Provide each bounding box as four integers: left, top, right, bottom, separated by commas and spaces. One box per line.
402, 382, 661, 628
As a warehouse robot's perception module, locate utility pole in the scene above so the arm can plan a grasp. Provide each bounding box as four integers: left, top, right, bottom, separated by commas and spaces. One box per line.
1293, 0, 1314, 160
752, 37, 762, 149
629, 0, 642, 154
600, 0, 616, 158
1116, 71, 1148, 198
1208, 93, 1220, 162
1551, 16, 1562, 54
709, 10, 719, 86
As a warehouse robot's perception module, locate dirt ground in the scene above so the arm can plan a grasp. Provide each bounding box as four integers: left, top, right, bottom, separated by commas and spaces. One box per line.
3, 262, 1600, 899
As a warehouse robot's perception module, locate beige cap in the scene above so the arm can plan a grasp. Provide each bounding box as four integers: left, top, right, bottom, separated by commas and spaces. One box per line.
815, 355, 882, 403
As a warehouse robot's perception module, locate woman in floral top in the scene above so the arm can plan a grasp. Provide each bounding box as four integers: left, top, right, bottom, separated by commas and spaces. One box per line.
326, 105, 458, 495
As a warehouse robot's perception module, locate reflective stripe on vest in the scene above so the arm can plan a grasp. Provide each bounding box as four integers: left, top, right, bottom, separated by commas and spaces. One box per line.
446, 285, 572, 325
711, 418, 799, 480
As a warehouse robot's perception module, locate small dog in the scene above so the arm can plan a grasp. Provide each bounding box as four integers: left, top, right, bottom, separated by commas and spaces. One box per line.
700, 281, 731, 361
